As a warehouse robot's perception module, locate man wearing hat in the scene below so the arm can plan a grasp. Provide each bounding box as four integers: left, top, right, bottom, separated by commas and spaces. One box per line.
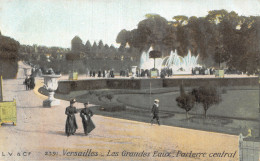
80, 102, 95, 135
65, 99, 78, 136
151, 99, 160, 125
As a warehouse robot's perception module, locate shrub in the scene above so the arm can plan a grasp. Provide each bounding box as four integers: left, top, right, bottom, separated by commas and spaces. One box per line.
88, 90, 94, 95
99, 103, 126, 112
176, 85, 195, 119
106, 94, 113, 102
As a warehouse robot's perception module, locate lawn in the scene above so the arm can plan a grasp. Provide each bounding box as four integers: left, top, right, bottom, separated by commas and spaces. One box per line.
116, 89, 259, 119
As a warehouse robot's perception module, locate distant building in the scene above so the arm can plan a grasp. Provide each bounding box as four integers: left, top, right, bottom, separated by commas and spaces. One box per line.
71, 36, 84, 52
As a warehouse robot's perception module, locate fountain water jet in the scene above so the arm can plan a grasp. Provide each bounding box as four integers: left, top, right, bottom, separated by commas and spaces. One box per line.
140, 48, 200, 75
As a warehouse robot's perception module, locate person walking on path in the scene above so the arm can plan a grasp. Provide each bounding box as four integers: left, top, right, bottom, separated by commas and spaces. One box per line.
80, 102, 95, 135
65, 99, 78, 137
24, 76, 31, 90
29, 75, 35, 90
151, 99, 160, 125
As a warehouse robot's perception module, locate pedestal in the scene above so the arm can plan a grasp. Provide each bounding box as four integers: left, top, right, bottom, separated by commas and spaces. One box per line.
43, 99, 60, 107
240, 137, 260, 161
151, 70, 158, 78
42, 74, 61, 107
43, 91, 60, 107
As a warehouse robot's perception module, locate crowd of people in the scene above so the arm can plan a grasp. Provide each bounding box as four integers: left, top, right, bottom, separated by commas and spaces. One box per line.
24, 75, 35, 90
191, 67, 215, 75
87, 70, 115, 78
86, 67, 217, 79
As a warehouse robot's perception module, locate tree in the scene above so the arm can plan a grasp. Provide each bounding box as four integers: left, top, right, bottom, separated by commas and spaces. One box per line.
191, 86, 221, 118
0, 35, 20, 79
205, 10, 242, 69
162, 22, 178, 52
176, 85, 195, 119
116, 14, 169, 52
90, 42, 98, 58
98, 40, 104, 49
115, 11, 259, 73
85, 40, 92, 52
0, 35, 20, 59
92, 42, 98, 51
139, 14, 169, 50
173, 15, 188, 26
116, 29, 131, 47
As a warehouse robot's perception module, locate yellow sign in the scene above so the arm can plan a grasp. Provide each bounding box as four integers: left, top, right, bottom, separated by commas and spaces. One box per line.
0, 99, 17, 126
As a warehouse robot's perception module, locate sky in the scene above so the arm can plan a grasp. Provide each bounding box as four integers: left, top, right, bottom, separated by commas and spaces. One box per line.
0, 0, 259, 48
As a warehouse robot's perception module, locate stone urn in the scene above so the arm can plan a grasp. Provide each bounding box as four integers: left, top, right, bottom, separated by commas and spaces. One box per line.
23, 68, 31, 77
42, 73, 61, 107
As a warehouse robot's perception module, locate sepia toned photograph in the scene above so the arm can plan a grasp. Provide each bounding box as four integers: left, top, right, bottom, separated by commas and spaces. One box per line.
0, 0, 259, 160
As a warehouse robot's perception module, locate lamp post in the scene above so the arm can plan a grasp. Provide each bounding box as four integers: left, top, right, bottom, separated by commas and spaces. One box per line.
149, 50, 162, 78
149, 50, 162, 69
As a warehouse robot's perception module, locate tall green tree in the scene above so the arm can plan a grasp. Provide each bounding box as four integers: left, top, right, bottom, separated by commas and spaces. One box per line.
191, 86, 221, 118
116, 29, 131, 47
85, 40, 92, 52
98, 40, 104, 49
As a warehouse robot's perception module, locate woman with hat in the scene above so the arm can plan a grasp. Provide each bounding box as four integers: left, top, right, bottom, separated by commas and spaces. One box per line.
151, 99, 160, 125
65, 99, 78, 136
80, 102, 95, 135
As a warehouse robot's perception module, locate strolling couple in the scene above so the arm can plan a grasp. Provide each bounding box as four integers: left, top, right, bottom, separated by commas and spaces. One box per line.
65, 99, 95, 137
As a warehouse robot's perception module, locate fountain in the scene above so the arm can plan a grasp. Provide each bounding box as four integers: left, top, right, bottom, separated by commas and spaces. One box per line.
140, 48, 200, 75
162, 50, 200, 74
42, 68, 61, 107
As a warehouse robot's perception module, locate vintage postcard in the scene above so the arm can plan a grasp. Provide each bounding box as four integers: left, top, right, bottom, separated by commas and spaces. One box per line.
0, 0, 259, 160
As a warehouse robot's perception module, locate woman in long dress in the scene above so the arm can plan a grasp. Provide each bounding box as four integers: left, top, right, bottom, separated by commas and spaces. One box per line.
65, 99, 78, 136
80, 102, 95, 135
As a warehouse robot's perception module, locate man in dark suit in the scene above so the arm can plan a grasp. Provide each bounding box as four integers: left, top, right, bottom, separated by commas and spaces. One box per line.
98, 70, 101, 77
151, 99, 160, 125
